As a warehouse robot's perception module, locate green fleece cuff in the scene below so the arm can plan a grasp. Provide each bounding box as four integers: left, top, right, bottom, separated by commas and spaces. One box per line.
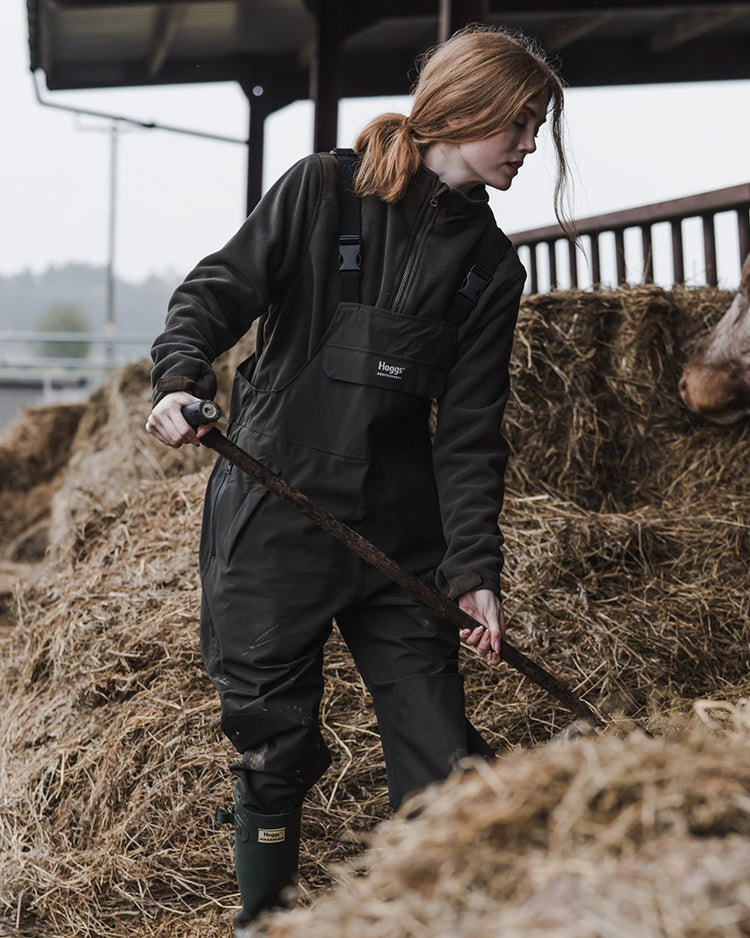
446, 571, 482, 600
446, 570, 502, 601
152, 371, 217, 407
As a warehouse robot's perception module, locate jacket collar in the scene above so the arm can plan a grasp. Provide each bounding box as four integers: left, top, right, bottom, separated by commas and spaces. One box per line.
410, 161, 492, 227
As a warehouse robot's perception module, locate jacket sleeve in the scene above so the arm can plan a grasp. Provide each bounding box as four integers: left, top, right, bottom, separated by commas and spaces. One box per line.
432, 254, 526, 601
150, 155, 324, 406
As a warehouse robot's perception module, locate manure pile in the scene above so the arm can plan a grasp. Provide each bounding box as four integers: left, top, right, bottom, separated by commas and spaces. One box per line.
266, 708, 750, 938
1, 285, 748, 938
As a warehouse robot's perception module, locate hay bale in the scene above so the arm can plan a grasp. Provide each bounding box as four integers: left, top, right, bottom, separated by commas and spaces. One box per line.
0, 402, 84, 493
264, 712, 750, 938
0, 403, 85, 559
505, 284, 739, 510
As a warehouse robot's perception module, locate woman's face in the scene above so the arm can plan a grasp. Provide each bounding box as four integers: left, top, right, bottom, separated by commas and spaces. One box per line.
450, 90, 549, 193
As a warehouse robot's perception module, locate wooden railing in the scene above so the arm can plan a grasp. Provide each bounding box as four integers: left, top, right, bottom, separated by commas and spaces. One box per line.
509, 182, 750, 293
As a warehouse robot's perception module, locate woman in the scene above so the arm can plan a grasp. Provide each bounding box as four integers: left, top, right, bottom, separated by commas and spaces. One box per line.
147, 25, 570, 936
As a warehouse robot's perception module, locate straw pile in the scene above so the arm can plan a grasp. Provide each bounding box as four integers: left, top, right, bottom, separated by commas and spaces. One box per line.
503, 284, 746, 509
1, 283, 748, 937
265, 709, 750, 938
0, 402, 84, 563
1, 402, 85, 636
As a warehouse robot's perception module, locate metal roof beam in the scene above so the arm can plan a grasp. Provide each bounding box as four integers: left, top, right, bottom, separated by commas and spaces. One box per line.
543, 12, 613, 51
439, 0, 489, 42
43, 52, 308, 100
650, 6, 747, 52
45, 0, 750, 8
148, 3, 187, 77
310, 0, 342, 151
559, 35, 750, 84
492, 0, 750, 9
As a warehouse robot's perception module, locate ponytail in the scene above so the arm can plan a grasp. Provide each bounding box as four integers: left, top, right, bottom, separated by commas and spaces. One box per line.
354, 113, 423, 204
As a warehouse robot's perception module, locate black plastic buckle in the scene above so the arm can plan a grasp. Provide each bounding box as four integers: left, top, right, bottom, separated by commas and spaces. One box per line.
457, 265, 490, 306
338, 236, 361, 272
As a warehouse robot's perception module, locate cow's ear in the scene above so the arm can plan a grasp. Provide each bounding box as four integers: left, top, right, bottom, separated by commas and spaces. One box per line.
740, 253, 750, 296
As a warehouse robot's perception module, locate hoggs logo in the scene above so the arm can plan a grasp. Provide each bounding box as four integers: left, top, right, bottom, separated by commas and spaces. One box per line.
377, 360, 406, 380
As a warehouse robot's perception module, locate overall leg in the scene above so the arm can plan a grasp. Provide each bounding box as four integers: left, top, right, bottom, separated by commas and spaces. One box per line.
337, 595, 494, 810
200, 585, 334, 815
201, 590, 331, 935
200, 478, 356, 934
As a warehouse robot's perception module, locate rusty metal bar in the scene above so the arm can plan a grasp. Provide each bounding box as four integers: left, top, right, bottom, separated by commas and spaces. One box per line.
510, 182, 750, 290
590, 233, 601, 287
614, 228, 626, 284
702, 213, 717, 286
528, 243, 539, 294
671, 219, 685, 283
568, 239, 578, 288
640, 224, 653, 282
738, 208, 750, 263
511, 183, 750, 244
548, 240, 558, 290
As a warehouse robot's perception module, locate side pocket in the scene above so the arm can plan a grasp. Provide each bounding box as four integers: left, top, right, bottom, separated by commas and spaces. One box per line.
205, 457, 279, 569
219, 475, 269, 565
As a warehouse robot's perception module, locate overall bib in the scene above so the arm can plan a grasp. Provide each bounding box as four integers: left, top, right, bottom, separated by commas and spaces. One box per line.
199, 156, 506, 814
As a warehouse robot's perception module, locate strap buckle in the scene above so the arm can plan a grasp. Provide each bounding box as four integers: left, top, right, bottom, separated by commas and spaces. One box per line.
457, 265, 491, 306
338, 235, 361, 272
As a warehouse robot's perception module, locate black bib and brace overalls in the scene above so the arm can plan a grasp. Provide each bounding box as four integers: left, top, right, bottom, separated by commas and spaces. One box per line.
196, 152, 513, 814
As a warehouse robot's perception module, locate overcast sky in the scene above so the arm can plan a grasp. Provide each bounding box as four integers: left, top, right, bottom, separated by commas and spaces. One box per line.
3, 1, 749, 289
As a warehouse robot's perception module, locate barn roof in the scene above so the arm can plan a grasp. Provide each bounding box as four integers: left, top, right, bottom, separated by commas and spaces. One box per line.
25, 1, 750, 211
27, 0, 750, 101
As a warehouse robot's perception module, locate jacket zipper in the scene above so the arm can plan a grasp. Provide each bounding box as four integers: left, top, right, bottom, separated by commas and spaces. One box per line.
210, 462, 233, 558
391, 190, 443, 314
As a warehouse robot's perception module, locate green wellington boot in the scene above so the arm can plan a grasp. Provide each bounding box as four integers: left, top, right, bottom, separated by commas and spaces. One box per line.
230, 800, 303, 937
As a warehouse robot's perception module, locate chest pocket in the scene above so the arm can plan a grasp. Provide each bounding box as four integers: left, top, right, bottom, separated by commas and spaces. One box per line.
322, 303, 457, 400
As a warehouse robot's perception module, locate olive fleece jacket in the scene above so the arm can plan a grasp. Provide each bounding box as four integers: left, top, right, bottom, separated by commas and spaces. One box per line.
150, 153, 526, 600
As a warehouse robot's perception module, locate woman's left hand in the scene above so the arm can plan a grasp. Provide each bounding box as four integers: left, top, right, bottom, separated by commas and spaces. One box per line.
458, 588, 505, 666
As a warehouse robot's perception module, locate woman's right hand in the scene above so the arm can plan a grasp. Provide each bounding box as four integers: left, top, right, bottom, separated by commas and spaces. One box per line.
145, 391, 215, 448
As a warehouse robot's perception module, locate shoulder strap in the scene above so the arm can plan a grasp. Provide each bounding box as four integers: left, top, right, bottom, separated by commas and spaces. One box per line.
330, 147, 510, 317
331, 147, 361, 303
444, 228, 513, 326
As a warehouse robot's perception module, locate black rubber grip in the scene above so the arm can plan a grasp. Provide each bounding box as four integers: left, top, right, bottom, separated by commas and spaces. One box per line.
182, 400, 222, 428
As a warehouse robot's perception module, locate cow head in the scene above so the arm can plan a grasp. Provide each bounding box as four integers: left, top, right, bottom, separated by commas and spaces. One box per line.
678, 255, 750, 425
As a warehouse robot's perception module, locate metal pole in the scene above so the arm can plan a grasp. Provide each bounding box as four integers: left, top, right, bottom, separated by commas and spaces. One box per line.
439, 0, 489, 42
245, 89, 268, 215
311, 0, 342, 153
702, 212, 717, 286
106, 122, 119, 369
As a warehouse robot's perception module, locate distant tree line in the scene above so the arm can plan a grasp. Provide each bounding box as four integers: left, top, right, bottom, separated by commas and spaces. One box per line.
0, 263, 181, 362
